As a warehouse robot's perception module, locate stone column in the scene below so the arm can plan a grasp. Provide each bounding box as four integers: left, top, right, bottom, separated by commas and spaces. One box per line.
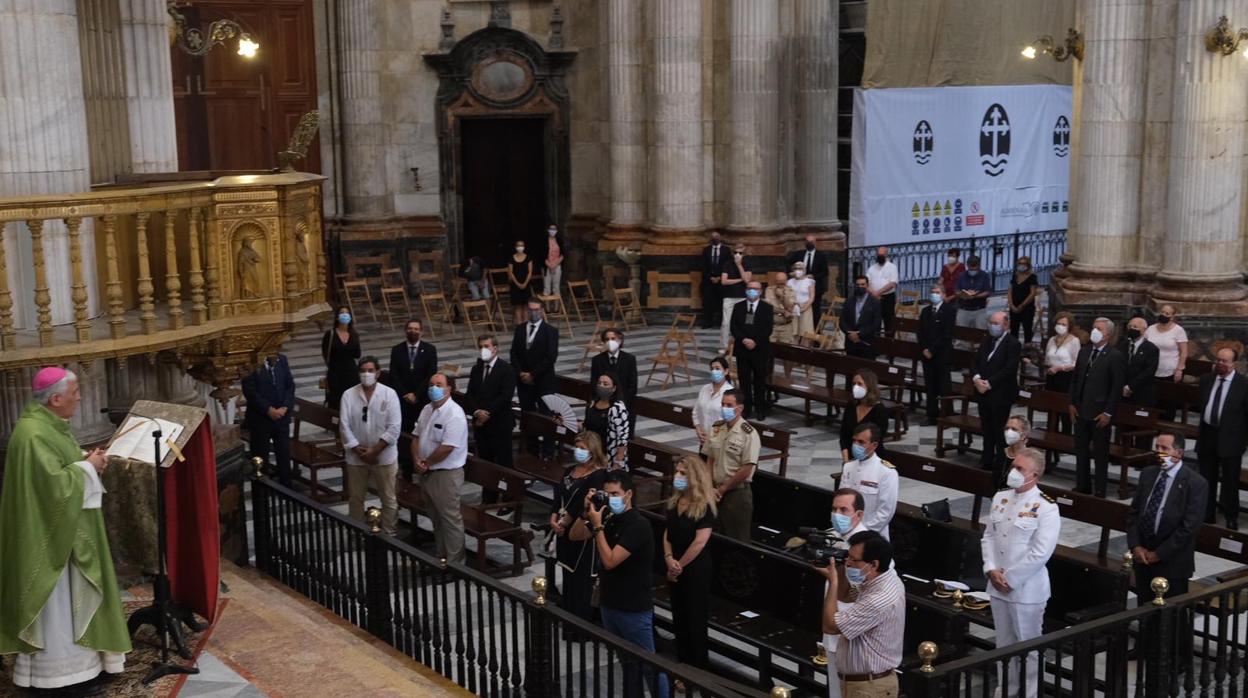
606, 0, 646, 227
726, 0, 781, 230
792, 0, 838, 230
337, 0, 389, 216
1153, 0, 1248, 308
118, 0, 178, 173
649, 0, 703, 230
1060, 0, 1150, 299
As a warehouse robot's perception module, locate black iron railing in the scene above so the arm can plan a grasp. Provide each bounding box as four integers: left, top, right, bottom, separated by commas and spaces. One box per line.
846, 230, 1067, 296
249, 474, 771, 698
905, 576, 1248, 697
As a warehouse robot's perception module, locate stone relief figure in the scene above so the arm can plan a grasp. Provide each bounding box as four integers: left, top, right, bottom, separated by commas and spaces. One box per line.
294, 227, 311, 289
237, 234, 264, 299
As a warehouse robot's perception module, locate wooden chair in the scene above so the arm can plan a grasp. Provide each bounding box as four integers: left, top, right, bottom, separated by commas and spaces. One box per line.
669, 312, 700, 363
536, 293, 574, 339
578, 320, 610, 372
815, 309, 839, 335
461, 299, 499, 337
333, 273, 350, 305
724, 341, 739, 386
645, 330, 693, 388
342, 280, 376, 322
379, 268, 411, 330
611, 287, 645, 330
489, 267, 513, 320
421, 291, 457, 339
567, 280, 601, 323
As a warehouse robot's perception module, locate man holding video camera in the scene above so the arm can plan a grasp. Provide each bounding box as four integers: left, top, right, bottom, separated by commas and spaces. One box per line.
571, 471, 669, 698
820, 489, 870, 698
816, 530, 905, 698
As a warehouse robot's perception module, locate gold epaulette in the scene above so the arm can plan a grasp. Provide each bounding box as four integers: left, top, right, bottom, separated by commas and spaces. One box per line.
741, 422, 754, 434
712, 420, 725, 427
1039, 490, 1055, 504
880, 459, 895, 469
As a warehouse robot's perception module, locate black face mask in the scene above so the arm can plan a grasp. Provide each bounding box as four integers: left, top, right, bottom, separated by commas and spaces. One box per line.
406, 332, 420, 343
1126, 328, 1141, 340
855, 287, 867, 297
876, 255, 886, 265
1157, 315, 1171, 324
595, 385, 613, 400
805, 242, 816, 251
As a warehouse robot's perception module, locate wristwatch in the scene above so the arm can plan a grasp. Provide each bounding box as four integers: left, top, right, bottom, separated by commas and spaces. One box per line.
593, 526, 605, 535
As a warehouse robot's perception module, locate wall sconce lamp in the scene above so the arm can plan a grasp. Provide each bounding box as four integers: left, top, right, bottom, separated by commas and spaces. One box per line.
167, 1, 260, 58
1205, 16, 1248, 58
1021, 29, 1084, 62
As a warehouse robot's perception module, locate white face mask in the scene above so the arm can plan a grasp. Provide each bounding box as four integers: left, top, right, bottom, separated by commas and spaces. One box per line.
1004, 428, 1021, 445
359, 372, 378, 388
947, 256, 958, 265
1159, 454, 1179, 470
479, 347, 493, 362
1054, 324, 1069, 336
606, 339, 621, 353
516, 246, 525, 253
1006, 468, 1027, 490
548, 229, 557, 237
794, 270, 805, 279
852, 384, 867, 400
1090, 328, 1104, 344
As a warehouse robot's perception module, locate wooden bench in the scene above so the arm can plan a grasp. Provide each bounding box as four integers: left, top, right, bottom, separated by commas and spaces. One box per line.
872, 335, 977, 410
288, 398, 347, 503
767, 342, 909, 436
894, 315, 987, 346
394, 454, 534, 577
514, 410, 578, 487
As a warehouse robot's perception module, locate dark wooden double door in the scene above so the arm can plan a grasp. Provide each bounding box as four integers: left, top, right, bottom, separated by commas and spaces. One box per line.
173, 0, 320, 172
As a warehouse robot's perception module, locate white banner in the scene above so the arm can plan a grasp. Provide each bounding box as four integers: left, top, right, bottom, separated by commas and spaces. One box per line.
849, 85, 1072, 247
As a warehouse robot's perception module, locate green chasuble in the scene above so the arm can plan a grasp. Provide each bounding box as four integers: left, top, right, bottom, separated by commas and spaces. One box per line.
0, 402, 131, 655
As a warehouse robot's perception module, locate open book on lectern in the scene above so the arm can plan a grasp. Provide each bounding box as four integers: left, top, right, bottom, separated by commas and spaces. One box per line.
105, 400, 208, 468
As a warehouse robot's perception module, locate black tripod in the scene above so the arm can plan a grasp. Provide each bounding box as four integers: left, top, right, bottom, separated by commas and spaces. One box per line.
127, 427, 203, 684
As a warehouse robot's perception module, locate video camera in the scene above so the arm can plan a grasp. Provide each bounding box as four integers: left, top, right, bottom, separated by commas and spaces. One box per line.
795, 526, 849, 567
589, 490, 611, 510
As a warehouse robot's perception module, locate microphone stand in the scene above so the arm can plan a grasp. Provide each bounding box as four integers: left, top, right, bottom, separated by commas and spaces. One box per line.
128, 427, 201, 684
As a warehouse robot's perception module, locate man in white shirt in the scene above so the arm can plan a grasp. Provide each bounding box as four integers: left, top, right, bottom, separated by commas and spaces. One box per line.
981, 448, 1060, 698
339, 356, 403, 535
839, 423, 898, 541
412, 372, 469, 565
865, 246, 899, 335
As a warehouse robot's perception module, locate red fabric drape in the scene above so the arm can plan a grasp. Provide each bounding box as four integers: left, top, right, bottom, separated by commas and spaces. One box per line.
163, 419, 220, 623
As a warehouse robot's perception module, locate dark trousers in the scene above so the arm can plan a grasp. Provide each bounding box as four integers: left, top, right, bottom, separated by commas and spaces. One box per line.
881, 293, 896, 335
475, 424, 514, 505
1198, 443, 1243, 524
702, 280, 723, 328
1045, 372, 1074, 434
600, 608, 669, 698
922, 355, 950, 420
1009, 306, 1036, 344
558, 547, 596, 623
249, 420, 292, 486
1074, 417, 1112, 496
845, 337, 877, 360
812, 278, 826, 321
978, 398, 1010, 470
670, 557, 712, 668
736, 349, 770, 419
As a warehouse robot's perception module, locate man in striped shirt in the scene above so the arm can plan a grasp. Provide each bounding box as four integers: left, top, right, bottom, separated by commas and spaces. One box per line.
817, 531, 906, 698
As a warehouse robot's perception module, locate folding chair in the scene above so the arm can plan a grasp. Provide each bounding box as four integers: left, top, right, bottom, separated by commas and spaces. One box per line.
334, 273, 350, 305
669, 312, 701, 363
816, 309, 839, 335
489, 267, 513, 320
611, 287, 646, 330
566, 280, 601, 323
578, 320, 610, 372
379, 267, 412, 330
342, 280, 376, 322
645, 330, 693, 388
421, 291, 457, 339
536, 293, 574, 339
461, 299, 499, 337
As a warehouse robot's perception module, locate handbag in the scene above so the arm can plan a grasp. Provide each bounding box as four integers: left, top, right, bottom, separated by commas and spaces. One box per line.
922, 498, 952, 523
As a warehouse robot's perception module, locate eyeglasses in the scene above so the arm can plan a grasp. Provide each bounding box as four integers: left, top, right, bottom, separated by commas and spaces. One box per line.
361, 405, 368, 423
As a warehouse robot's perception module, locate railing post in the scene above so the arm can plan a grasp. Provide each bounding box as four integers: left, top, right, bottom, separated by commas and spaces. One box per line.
913, 641, 941, 698
1072, 634, 1093, 696
164, 210, 184, 330
103, 215, 126, 339
65, 217, 90, 342
248, 457, 272, 573
188, 208, 207, 325
1142, 577, 1171, 696
0, 221, 14, 349
524, 577, 557, 697
27, 219, 52, 346
203, 206, 223, 320
363, 508, 394, 644
135, 212, 157, 334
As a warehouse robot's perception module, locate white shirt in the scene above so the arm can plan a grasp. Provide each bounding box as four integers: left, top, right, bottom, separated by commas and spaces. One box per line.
981, 486, 1060, 603
1148, 463, 1182, 532
839, 453, 898, 541
787, 277, 815, 307
1144, 323, 1188, 378
692, 380, 733, 433
339, 383, 403, 466
1044, 336, 1081, 369
1204, 373, 1236, 425
866, 261, 899, 296
526, 320, 544, 346
415, 398, 469, 471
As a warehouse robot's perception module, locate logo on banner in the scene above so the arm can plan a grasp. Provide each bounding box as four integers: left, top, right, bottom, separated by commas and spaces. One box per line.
979, 103, 1011, 177
1053, 116, 1070, 157
913, 120, 934, 165
967, 201, 985, 226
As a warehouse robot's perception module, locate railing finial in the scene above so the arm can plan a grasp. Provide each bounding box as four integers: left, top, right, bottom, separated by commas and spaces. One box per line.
366, 507, 382, 534
1151, 576, 1169, 606
769, 687, 791, 698
250, 455, 264, 479
1122, 549, 1133, 570
532, 576, 548, 606
918, 641, 938, 672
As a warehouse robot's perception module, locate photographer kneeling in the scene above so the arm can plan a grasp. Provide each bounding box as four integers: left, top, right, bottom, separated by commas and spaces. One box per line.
816, 531, 905, 698
571, 471, 669, 698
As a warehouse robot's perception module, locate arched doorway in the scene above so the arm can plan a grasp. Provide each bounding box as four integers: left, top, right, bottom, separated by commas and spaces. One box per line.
425, 27, 575, 268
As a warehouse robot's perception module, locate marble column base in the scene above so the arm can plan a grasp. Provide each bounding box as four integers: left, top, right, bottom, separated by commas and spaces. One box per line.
1056, 262, 1155, 306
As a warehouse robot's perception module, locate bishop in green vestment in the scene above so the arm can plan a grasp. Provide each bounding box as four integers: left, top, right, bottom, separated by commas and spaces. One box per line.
0, 367, 131, 689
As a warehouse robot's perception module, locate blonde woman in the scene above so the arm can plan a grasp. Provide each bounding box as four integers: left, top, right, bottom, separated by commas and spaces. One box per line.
663, 455, 717, 672
788, 261, 816, 335
550, 431, 609, 622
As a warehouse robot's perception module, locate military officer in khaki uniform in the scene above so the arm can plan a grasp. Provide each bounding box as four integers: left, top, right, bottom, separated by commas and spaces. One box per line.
706, 389, 760, 541
981, 447, 1060, 698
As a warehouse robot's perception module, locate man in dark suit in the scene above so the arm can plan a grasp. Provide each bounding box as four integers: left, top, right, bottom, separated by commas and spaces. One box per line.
972, 311, 1021, 472
467, 335, 517, 504
1128, 432, 1206, 599
917, 284, 957, 426
1196, 346, 1248, 528
786, 233, 829, 320
729, 280, 774, 420
591, 327, 638, 425
510, 297, 560, 413
700, 232, 727, 329
242, 352, 296, 486
842, 274, 882, 359
387, 318, 438, 431
1119, 314, 1160, 407
1068, 317, 1126, 497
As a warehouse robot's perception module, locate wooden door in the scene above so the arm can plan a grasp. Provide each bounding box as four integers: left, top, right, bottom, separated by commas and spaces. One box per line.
172, 0, 320, 173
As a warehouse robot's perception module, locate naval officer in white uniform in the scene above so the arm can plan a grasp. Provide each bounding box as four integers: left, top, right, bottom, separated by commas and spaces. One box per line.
839, 423, 898, 540
981, 447, 1060, 698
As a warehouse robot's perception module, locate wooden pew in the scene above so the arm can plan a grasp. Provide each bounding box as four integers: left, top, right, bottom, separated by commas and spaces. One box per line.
394, 454, 534, 576
767, 342, 909, 436
1155, 379, 1203, 425
894, 315, 987, 345
288, 398, 347, 503
871, 335, 978, 409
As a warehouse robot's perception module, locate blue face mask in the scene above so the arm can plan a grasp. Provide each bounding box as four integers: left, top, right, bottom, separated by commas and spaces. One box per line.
573, 447, 590, 463
845, 566, 866, 585
851, 443, 869, 461
988, 323, 1005, 338
428, 385, 445, 402
710, 369, 725, 383
721, 406, 737, 422
930, 293, 942, 305
608, 495, 626, 514
338, 313, 352, 325
673, 475, 689, 491
745, 289, 760, 301
831, 513, 853, 535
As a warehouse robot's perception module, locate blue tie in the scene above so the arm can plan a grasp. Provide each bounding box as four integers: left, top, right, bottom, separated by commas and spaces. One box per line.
1142, 471, 1168, 537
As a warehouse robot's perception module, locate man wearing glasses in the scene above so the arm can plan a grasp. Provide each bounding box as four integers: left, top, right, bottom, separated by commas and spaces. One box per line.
340, 356, 402, 534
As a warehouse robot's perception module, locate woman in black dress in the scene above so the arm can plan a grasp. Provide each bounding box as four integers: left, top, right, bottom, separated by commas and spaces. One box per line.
583, 371, 631, 470
550, 431, 609, 623
321, 305, 361, 409
839, 369, 890, 462
663, 455, 717, 675
1008, 256, 1039, 344
507, 239, 534, 325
